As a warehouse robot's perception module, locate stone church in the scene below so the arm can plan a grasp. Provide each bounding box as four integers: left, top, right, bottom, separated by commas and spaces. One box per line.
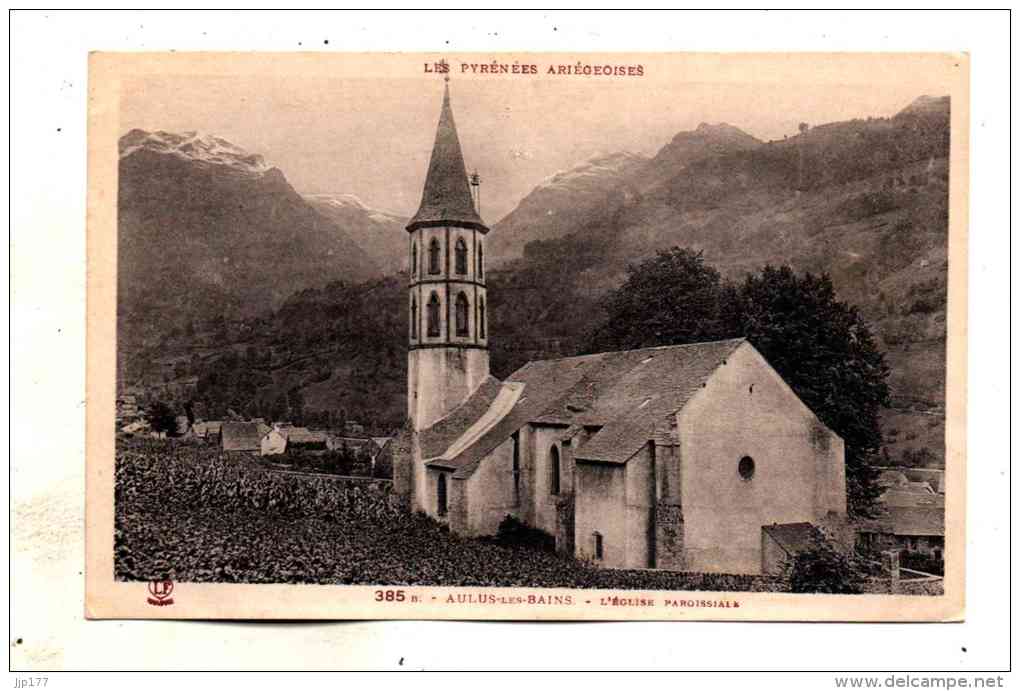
393, 83, 848, 575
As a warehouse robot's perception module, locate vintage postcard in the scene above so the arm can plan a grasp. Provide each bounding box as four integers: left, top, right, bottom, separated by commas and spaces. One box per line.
85, 51, 968, 621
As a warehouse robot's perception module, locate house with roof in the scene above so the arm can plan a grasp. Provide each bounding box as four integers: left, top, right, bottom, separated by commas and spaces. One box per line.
875, 466, 946, 495
192, 420, 223, 443
392, 81, 848, 575
221, 421, 269, 453
261, 426, 289, 456
858, 506, 944, 560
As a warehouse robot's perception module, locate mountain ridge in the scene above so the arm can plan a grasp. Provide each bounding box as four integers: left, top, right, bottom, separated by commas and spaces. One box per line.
117, 130, 383, 352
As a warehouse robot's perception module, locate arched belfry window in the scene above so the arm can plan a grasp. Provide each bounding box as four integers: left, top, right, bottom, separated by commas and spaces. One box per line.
437, 473, 448, 517
428, 238, 441, 275
427, 292, 441, 337
455, 237, 468, 275
478, 243, 484, 278
455, 292, 469, 336
478, 297, 486, 339
549, 445, 561, 495
410, 296, 418, 339
410, 241, 418, 276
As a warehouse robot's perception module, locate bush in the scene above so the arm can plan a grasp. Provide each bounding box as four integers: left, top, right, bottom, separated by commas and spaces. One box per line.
491, 515, 556, 552
787, 544, 862, 594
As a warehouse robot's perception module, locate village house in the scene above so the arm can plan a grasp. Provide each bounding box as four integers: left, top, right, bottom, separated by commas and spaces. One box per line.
192, 420, 223, 443
261, 426, 288, 456
391, 82, 849, 575
221, 421, 270, 453
857, 507, 944, 560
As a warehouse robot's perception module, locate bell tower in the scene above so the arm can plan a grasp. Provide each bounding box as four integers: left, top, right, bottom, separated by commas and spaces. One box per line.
407, 78, 490, 432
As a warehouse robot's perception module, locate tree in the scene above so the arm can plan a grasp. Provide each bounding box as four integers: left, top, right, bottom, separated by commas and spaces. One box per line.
287, 387, 305, 425
585, 248, 726, 353
146, 400, 178, 436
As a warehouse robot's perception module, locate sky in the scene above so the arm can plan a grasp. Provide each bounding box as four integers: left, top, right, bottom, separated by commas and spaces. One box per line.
120, 70, 945, 223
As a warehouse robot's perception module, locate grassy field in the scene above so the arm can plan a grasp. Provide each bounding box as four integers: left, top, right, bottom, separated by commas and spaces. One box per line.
115, 438, 775, 591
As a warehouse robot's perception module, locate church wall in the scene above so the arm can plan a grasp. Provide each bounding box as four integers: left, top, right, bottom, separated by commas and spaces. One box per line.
676, 343, 846, 575
573, 461, 627, 568
464, 435, 521, 536
624, 444, 656, 569
530, 426, 568, 537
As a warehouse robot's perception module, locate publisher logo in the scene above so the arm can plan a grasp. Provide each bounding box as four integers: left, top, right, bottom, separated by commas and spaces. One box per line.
147, 579, 174, 607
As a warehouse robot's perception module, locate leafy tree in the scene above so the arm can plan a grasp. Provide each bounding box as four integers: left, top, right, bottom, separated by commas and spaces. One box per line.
585, 248, 727, 353
147, 400, 178, 436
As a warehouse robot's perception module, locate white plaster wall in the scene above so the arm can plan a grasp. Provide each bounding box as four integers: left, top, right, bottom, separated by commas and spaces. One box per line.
677, 342, 846, 575
464, 435, 520, 536
408, 347, 489, 431
573, 462, 627, 568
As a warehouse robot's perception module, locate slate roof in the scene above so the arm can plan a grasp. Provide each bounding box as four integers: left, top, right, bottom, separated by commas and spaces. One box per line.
287, 428, 328, 445
221, 422, 264, 451
420, 375, 503, 460
878, 470, 909, 487
859, 506, 944, 537
880, 489, 944, 508
407, 82, 487, 233
423, 338, 746, 479
761, 522, 824, 556
874, 466, 946, 493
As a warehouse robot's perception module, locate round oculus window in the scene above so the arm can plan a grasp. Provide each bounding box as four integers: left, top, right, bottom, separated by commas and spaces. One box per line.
738, 455, 755, 480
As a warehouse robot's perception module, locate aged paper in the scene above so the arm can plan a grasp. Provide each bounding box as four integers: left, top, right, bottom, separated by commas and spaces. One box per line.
84, 51, 968, 621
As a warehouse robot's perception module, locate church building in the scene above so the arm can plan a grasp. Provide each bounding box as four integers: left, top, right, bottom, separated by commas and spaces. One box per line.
393, 83, 848, 576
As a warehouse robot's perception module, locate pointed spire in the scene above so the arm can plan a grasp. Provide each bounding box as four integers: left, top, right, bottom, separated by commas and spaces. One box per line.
407, 81, 487, 232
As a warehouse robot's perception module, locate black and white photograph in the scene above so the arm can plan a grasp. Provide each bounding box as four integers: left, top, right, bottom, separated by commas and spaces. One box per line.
88, 51, 965, 615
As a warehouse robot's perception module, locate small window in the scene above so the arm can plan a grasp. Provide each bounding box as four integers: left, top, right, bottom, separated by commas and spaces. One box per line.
455, 292, 469, 336
428, 238, 441, 275
738, 455, 755, 481
410, 296, 418, 339
549, 445, 560, 495
427, 292, 441, 337
478, 243, 484, 278
478, 297, 486, 338
454, 237, 468, 275
411, 242, 417, 276
437, 473, 448, 517
593, 532, 604, 560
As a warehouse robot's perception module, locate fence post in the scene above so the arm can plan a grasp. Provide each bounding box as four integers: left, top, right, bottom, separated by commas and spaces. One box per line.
885, 550, 900, 593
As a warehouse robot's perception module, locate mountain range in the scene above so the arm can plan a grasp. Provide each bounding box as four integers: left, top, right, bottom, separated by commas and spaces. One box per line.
118, 95, 950, 465
117, 130, 385, 350
304, 193, 407, 274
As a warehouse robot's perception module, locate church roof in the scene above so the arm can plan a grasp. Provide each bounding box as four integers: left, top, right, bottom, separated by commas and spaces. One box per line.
423, 338, 747, 478
407, 83, 487, 233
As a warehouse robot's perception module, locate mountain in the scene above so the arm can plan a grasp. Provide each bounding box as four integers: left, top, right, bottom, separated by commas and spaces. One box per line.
488, 151, 648, 263
305, 194, 408, 274
489, 101, 951, 465
117, 130, 382, 350
636, 122, 763, 191
128, 98, 952, 469
896, 95, 950, 118
489, 125, 765, 263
